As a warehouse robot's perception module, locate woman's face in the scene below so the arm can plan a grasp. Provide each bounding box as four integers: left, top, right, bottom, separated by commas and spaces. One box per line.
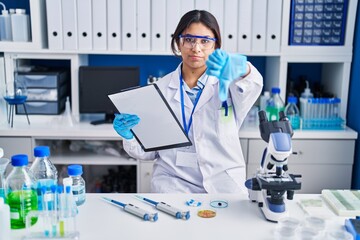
178, 22, 216, 71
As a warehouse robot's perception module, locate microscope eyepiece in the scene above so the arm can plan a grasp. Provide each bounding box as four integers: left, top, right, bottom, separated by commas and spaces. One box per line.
279, 111, 288, 121
258, 110, 268, 123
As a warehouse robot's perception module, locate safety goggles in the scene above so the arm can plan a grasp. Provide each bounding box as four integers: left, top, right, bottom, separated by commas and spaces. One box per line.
179, 34, 217, 50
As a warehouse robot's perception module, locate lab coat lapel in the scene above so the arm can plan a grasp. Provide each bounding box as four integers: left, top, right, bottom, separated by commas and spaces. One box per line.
194, 76, 216, 112
168, 71, 193, 109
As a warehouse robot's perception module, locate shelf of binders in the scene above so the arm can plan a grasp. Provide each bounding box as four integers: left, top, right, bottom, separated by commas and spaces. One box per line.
0, 0, 357, 58
280, 0, 357, 57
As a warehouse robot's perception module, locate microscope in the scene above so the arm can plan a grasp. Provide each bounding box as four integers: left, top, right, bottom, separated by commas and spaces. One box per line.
246, 110, 302, 222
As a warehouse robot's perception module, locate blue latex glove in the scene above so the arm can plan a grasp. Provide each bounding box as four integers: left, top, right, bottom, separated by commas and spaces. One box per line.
206, 49, 247, 101
113, 113, 140, 140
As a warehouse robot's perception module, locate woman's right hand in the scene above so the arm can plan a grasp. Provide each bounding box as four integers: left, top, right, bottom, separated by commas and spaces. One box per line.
113, 113, 140, 140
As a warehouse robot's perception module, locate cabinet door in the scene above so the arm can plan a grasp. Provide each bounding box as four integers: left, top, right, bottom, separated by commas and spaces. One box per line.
137, 160, 154, 193
0, 137, 33, 160
247, 139, 355, 193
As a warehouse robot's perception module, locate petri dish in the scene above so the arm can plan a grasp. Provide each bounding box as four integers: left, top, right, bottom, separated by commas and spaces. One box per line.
326, 229, 353, 240
296, 226, 320, 240
274, 225, 297, 240
210, 199, 228, 208
304, 216, 326, 232
197, 209, 216, 218
278, 217, 301, 230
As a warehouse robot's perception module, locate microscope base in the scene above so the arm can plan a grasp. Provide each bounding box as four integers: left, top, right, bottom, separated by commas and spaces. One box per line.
259, 190, 288, 222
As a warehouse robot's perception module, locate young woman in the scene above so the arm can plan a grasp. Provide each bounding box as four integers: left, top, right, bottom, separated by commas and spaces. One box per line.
113, 10, 263, 193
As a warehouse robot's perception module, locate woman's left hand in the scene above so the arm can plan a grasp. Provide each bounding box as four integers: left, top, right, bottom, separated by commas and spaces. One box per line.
206, 49, 248, 101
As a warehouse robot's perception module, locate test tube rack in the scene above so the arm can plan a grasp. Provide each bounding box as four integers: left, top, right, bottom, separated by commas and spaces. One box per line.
300, 97, 345, 130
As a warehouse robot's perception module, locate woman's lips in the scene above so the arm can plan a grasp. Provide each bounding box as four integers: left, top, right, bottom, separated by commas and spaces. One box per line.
189, 55, 202, 61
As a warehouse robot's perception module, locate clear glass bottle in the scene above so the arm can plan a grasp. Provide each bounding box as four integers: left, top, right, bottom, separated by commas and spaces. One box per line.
4, 154, 38, 229
260, 91, 270, 111
0, 157, 9, 200
29, 146, 58, 210
266, 87, 285, 121
67, 165, 85, 206
285, 96, 300, 130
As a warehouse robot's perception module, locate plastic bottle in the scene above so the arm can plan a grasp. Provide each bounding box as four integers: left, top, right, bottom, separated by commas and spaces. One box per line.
266, 87, 285, 121
285, 96, 300, 130
11, 8, 30, 42
0, 4, 13, 41
67, 165, 85, 206
260, 91, 270, 111
0, 157, 9, 200
301, 81, 314, 99
29, 146, 58, 210
0, 197, 10, 240
4, 154, 38, 229
299, 81, 314, 121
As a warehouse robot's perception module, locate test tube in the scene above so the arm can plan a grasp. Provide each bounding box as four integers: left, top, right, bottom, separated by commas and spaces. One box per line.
329, 98, 334, 119
334, 98, 341, 118
41, 186, 51, 237
50, 185, 58, 237
57, 185, 65, 237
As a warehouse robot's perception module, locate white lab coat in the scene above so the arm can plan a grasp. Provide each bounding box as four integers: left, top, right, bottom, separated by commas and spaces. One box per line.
123, 62, 263, 193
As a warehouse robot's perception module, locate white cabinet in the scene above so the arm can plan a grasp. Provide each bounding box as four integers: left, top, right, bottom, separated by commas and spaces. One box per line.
137, 160, 154, 193
247, 138, 355, 193
0, 137, 33, 160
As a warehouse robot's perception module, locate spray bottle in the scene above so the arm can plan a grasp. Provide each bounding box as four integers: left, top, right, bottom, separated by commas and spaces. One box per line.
299, 81, 314, 119
0, 2, 12, 41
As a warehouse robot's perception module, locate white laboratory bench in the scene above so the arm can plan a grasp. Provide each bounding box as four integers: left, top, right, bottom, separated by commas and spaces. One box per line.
10, 193, 350, 240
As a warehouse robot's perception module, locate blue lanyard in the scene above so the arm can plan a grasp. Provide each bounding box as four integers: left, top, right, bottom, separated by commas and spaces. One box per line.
222, 101, 229, 116
180, 72, 203, 135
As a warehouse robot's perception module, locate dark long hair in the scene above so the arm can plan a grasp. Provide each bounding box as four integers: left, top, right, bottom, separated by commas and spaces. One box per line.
171, 10, 221, 56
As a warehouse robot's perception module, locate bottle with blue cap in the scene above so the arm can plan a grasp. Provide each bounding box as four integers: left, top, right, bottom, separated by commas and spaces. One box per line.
29, 146, 58, 210
67, 165, 86, 206
266, 87, 285, 121
4, 154, 38, 229
285, 96, 300, 130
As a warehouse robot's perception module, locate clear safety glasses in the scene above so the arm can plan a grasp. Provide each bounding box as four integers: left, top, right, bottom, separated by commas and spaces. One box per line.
179, 34, 216, 50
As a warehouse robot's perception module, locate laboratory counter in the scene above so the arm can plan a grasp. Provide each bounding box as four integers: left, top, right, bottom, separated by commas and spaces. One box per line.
0, 116, 357, 139
11, 193, 350, 240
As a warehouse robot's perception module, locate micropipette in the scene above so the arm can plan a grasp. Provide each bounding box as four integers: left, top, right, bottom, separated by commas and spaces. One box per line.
102, 197, 158, 222
135, 195, 190, 220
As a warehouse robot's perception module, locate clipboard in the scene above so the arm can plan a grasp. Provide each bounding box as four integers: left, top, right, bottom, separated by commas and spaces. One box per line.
108, 84, 192, 152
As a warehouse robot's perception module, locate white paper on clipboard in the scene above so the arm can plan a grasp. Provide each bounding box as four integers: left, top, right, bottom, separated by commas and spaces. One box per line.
108, 84, 192, 152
